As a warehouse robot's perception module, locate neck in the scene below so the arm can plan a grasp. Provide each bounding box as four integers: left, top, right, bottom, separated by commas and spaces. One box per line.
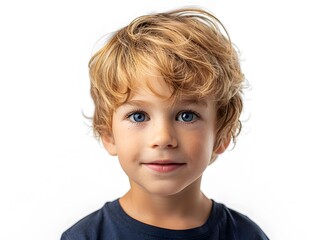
119, 178, 212, 230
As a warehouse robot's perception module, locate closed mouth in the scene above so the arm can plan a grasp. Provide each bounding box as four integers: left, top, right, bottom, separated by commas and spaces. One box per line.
143, 162, 186, 173
145, 160, 185, 165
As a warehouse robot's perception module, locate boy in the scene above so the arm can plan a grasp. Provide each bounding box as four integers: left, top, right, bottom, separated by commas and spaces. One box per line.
61, 8, 269, 240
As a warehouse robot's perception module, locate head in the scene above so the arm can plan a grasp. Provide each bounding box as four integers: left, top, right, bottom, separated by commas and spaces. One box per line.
89, 8, 244, 163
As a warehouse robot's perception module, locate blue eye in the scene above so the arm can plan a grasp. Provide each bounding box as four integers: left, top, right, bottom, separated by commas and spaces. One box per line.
128, 112, 148, 122
177, 111, 199, 122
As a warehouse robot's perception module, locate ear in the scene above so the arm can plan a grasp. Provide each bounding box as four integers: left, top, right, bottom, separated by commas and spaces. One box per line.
214, 135, 231, 155
101, 134, 117, 156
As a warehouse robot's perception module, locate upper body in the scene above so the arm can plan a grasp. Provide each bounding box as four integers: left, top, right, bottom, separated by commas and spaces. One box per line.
61, 199, 268, 240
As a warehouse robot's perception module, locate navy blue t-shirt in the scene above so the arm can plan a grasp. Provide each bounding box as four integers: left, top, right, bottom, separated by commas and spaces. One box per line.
61, 199, 268, 240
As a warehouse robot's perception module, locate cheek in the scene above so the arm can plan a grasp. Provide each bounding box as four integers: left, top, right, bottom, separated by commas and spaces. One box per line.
112, 120, 136, 147
183, 130, 215, 159
114, 129, 142, 162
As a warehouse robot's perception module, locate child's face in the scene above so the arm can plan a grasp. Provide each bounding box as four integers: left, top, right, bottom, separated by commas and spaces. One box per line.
103, 73, 224, 197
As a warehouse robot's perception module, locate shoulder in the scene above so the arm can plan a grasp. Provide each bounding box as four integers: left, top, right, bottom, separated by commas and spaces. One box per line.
213, 201, 269, 240
60, 201, 116, 240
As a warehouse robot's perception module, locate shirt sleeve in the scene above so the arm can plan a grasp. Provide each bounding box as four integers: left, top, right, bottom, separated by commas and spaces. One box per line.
60, 232, 72, 240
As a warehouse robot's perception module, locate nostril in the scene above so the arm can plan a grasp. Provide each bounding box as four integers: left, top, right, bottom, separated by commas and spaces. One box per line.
150, 134, 178, 149
149, 123, 178, 148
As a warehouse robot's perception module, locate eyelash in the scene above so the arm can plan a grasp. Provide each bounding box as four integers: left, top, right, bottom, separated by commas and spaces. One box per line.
176, 110, 200, 123
125, 109, 200, 124
126, 110, 149, 123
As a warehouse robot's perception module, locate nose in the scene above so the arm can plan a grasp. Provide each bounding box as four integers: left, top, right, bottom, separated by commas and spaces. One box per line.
149, 119, 177, 149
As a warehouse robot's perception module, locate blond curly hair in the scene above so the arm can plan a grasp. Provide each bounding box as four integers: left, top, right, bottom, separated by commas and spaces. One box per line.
89, 8, 244, 161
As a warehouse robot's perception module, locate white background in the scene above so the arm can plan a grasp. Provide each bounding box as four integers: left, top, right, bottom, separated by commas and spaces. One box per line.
1, 0, 324, 239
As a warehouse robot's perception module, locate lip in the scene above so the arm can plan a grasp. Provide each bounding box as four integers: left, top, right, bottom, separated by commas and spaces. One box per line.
142, 160, 186, 173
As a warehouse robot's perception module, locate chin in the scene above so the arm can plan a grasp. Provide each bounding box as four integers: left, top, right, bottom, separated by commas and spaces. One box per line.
141, 181, 197, 197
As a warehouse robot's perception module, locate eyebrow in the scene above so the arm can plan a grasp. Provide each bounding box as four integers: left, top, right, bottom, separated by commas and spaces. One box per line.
122, 99, 208, 108
178, 99, 208, 107
121, 100, 151, 108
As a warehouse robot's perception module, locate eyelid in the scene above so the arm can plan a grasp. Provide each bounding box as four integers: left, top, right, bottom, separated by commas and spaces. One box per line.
176, 110, 200, 122
123, 109, 200, 122
125, 110, 150, 123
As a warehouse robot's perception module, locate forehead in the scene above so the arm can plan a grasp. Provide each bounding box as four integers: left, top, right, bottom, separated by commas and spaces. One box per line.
128, 69, 212, 100
126, 74, 211, 107
116, 64, 215, 110
129, 71, 173, 100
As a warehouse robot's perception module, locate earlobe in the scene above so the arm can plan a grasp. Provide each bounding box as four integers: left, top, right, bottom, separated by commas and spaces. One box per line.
102, 134, 118, 156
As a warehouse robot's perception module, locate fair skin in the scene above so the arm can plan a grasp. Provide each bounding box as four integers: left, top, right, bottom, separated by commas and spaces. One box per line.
102, 72, 229, 230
